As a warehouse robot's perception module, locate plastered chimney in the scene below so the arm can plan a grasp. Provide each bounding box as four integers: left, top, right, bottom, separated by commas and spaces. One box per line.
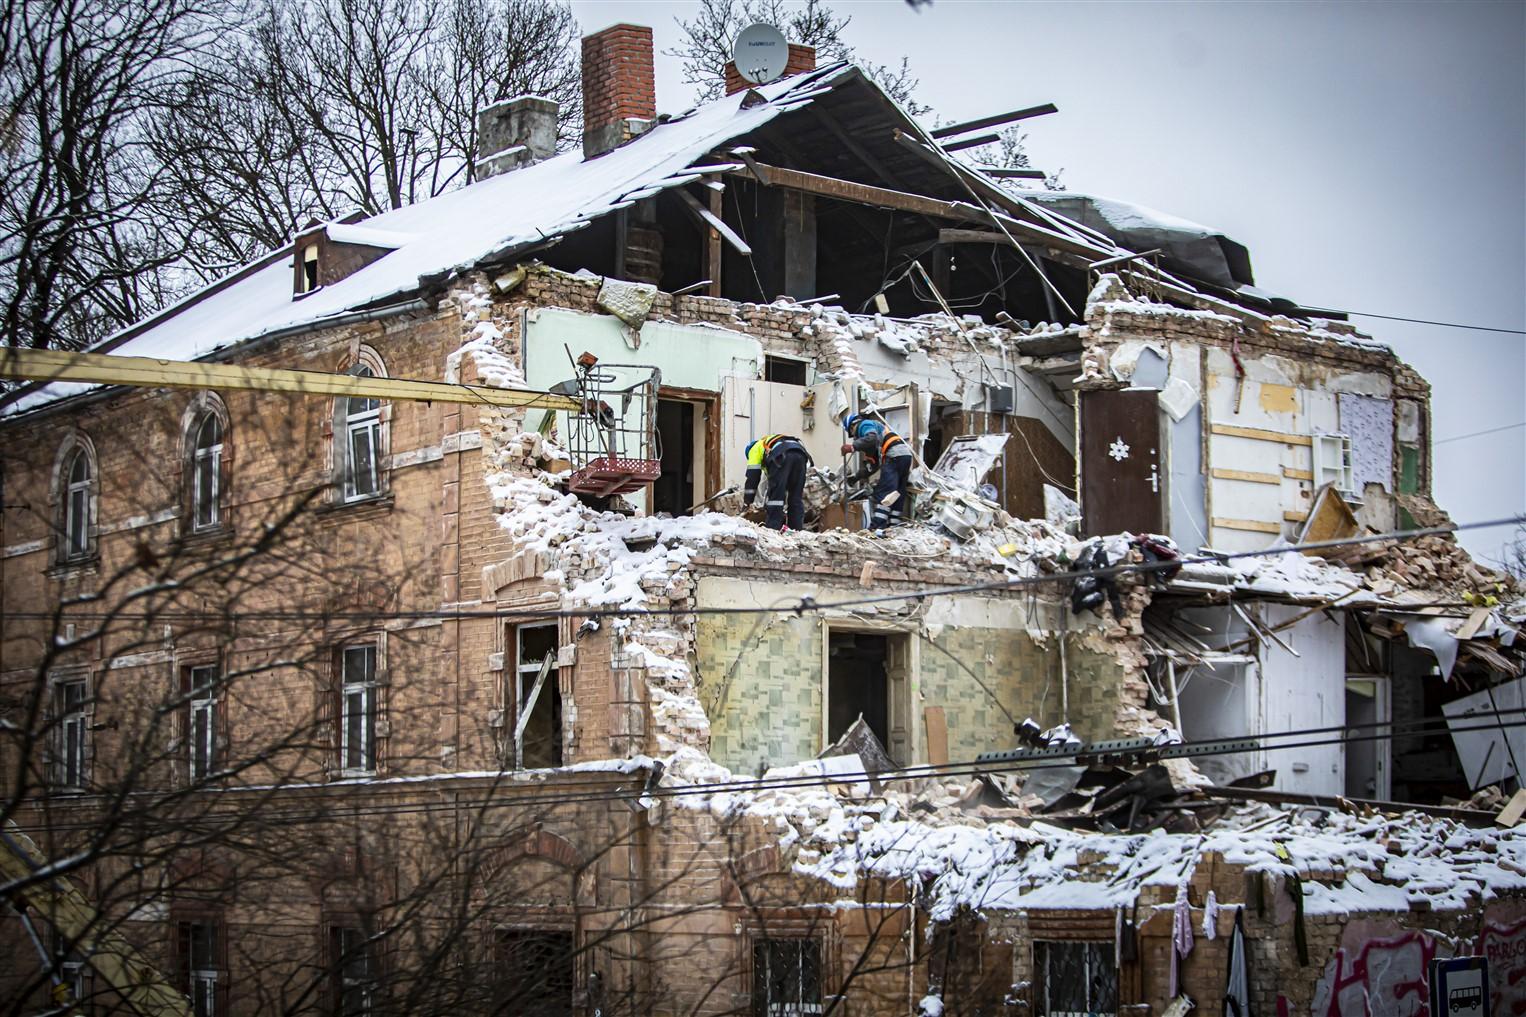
476, 96, 559, 179
581, 24, 656, 159
723, 43, 815, 96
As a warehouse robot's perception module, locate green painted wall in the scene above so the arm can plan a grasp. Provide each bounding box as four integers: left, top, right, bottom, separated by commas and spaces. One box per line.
523, 308, 761, 392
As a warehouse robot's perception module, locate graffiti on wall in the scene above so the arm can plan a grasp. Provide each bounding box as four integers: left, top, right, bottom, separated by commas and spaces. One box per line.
1311, 931, 1437, 1017
1479, 916, 1526, 1015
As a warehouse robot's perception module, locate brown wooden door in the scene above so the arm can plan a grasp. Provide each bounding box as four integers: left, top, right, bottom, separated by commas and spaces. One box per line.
1080, 388, 1163, 536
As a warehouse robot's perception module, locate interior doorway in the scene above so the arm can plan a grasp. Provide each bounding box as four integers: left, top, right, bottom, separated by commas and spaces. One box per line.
653, 398, 695, 516
1345, 677, 1391, 799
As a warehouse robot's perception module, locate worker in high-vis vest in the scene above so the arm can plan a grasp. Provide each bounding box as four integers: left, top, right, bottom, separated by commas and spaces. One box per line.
743, 434, 812, 531
841, 413, 913, 531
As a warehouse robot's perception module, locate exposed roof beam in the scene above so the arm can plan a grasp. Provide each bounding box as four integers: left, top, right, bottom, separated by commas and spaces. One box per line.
930, 103, 1059, 139
940, 132, 1001, 153
0, 348, 582, 412
979, 167, 1048, 180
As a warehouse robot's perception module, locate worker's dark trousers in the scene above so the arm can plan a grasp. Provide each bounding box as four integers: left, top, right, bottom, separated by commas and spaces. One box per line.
870, 455, 911, 528
764, 448, 808, 530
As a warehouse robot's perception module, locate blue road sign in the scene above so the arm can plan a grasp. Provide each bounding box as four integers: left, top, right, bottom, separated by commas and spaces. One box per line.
1429, 955, 1488, 1017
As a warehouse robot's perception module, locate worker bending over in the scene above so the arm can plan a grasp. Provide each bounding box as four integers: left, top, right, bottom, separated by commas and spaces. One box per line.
841, 413, 913, 531
743, 434, 812, 531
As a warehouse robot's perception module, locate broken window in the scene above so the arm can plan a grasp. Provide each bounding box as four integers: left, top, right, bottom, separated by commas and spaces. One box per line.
53, 678, 88, 790
1033, 941, 1116, 1017
186, 664, 219, 782
330, 925, 377, 1017
340, 645, 378, 774
752, 938, 821, 1016
513, 623, 562, 768
825, 631, 909, 764
495, 929, 574, 1016
763, 355, 808, 386
300, 242, 320, 293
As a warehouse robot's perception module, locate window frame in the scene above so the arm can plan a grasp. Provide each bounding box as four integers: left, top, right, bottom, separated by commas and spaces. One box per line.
53, 677, 89, 791
177, 918, 224, 1017
1033, 939, 1118, 1017
187, 664, 219, 782
751, 937, 824, 1017
333, 354, 388, 505
58, 444, 95, 563
329, 924, 378, 1017
191, 414, 224, 532
339, 644, 379, 776
510, 622, 561, 769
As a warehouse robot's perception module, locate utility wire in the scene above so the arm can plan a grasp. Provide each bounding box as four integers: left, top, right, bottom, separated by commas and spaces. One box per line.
8, 514, 1522, 625
13, 712, 1523, 835
1434, 421, 1525, 445
1344, 311, 1526, 335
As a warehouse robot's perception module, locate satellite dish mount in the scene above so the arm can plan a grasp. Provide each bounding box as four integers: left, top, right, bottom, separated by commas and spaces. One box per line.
733, 23, 789, 85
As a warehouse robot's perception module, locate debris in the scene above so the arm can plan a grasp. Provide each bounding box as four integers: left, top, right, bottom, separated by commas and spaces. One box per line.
819, 716, 897, 775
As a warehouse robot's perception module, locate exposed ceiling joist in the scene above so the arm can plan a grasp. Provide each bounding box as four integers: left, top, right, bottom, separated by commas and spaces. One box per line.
930, 103, 1059, 139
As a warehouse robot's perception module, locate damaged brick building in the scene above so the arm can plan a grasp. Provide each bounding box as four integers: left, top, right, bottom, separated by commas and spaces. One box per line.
3, 21, 1524, 1017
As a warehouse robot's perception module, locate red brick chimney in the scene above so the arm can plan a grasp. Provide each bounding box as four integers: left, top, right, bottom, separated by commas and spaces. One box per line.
581, 24, 656, 158
724, 43, 816, 96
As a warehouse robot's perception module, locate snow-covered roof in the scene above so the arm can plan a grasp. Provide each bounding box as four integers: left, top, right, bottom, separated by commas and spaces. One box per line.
3, 64, 857, 418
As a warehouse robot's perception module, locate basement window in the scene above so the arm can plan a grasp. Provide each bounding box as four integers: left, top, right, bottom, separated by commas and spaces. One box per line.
496, 929, 574, 1016
1033, 941, 1117, 1017
753, 938, 822, 1016
513, 623, 562, 768
763, 355, 809, 387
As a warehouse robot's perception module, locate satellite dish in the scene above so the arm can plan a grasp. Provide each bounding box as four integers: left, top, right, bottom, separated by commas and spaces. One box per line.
733, 23, 789, 84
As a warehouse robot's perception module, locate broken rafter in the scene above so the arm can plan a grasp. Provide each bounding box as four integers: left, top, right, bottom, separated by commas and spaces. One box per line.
0, 348, 582, 411
676, 188, 753, 257
930, 102, 1059, 139
979, 167, 1049, 180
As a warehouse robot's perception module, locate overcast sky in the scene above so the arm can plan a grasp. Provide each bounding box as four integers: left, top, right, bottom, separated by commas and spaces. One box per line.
572, 0, 1525, 564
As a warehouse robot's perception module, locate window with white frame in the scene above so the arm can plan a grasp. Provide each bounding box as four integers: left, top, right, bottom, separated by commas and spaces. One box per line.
512, 623, 561, 769
752, 938, 822, 1016
343, 368, 382, 501
1313, 433, 1355, 496
340, 645, 378, 774
187, 664, 218, 781
180, 919, 221, 1017
54, 678, 88, 790
191, 414, 224, 531
62, 448, 92, 559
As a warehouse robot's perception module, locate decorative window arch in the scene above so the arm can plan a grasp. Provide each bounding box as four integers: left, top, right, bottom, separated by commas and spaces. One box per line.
182, 392, 231, 534
333, 347, 389, 502
52, 435, 98, 563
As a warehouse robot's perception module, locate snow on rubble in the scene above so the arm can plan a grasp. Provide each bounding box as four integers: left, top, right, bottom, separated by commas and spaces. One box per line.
657, 748, 1526, 924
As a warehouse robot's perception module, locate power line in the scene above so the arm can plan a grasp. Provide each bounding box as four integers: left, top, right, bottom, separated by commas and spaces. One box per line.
1343, 311, 1526, 335
12, 712, 1523, 836
1434, 421, 1526, 445
5, 514, 1521, 626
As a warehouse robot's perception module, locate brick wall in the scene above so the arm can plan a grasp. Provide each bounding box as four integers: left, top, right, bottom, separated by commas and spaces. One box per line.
581, 24, 655, 157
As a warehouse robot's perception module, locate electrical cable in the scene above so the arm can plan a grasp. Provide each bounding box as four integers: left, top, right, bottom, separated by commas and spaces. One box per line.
1433, 421, 1525, 445
11, 711, 1524, 836
1343, 312, 1525, 335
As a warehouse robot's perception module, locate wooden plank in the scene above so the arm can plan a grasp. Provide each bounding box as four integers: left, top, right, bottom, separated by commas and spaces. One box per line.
931, 103, 1059, 138
923, 706, 949, 766
0, 347, 580, 411
1298, 483, 1359, 550
1210, 422, 1314, 446
676, 188, 752, 256
978, 167, 1048, 180
1457, 606, 1493, 641
1212, 517, 1283, 534
1211, 468, 1281, 486
1282, 466, 1314, 481
748, 161, 978, 222
1283, 510, 1310, 523
1497, 788, 1526, 828
706, 189, 724, 297
941, 132, 1001, 152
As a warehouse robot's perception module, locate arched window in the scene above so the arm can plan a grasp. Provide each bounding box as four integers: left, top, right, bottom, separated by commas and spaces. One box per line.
191, 414, 224, 531
62, 449, 92, 559
343, 366, 382, 501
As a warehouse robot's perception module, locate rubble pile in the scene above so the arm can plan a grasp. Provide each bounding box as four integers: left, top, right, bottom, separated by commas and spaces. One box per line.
1364, 531, 1517, 600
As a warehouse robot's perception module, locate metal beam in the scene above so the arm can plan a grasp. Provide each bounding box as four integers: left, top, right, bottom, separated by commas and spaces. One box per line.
0, 348, 581, 412
930, 103, 1059, 139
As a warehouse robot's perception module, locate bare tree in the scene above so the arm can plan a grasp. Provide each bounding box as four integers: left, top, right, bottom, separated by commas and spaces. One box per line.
0, 0, 216, 350
669, 0, 929, 114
